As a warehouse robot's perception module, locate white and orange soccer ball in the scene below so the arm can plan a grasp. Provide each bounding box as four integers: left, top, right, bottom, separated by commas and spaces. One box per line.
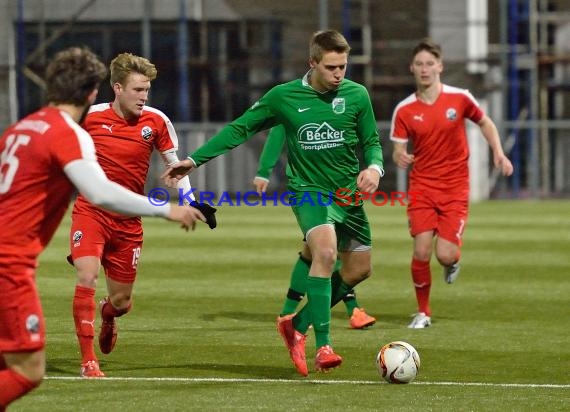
376, 341, 420, 384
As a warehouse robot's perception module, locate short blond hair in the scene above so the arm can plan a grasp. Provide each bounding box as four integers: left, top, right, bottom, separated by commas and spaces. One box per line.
109, 53, 157, 86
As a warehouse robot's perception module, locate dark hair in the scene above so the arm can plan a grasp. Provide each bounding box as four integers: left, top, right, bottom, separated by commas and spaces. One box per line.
45, 47, 108, 105
411, 38, 442, 61
310, 30, 351, 63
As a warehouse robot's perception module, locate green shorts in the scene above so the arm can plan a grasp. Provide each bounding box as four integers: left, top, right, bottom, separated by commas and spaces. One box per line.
290, 191, 372, 252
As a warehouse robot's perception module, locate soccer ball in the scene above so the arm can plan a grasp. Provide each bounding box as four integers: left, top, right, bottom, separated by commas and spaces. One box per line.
376, 341, 420, 384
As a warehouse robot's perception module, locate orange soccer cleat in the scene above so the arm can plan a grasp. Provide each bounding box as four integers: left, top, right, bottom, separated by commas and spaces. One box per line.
277, 314, 308, 377
349, 308, 376, 329
314, 345, 342, 372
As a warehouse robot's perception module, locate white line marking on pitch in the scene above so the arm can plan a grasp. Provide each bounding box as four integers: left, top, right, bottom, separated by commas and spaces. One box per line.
44, 376, 570, 389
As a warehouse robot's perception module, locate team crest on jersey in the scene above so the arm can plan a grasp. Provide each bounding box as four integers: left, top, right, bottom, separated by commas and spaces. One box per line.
72, 230, 83, 243
26, 314, 40, 333
446, 108, 457, 121
141, 126, 153, 140
332, 98, 345, 114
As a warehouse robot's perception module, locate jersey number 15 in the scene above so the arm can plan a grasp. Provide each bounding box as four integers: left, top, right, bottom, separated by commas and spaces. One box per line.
0, 134, 31, 194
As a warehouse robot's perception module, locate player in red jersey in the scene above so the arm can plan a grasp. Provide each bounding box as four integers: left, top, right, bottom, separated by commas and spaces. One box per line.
68, 53, 214, 378
0, 47, 205, 410
390, 38, 513, 329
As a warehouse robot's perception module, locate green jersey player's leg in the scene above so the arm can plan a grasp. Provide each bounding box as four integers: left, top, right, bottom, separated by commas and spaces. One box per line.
277, 192, 375, 374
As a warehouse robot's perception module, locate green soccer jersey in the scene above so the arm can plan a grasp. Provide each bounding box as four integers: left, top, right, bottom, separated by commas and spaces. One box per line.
190, 71, 383, 196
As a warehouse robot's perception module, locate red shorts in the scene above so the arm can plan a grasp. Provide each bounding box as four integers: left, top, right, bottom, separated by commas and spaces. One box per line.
407, 187, 469, 246
69, 213, 143, 283
0, 272, 45, 352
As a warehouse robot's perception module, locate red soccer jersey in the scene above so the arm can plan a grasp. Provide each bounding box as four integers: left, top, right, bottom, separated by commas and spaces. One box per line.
72, 103, 179, 219
0, 107, 96, 273
390, 84, 484, 191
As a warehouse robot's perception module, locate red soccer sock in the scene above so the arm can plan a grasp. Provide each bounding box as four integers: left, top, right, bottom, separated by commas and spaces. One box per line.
73, 285, 97, 363
0, 368, 41, 409
411, 258, 432, 316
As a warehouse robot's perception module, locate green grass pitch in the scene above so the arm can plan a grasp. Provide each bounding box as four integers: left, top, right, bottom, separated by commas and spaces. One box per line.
11, 200, 570, 411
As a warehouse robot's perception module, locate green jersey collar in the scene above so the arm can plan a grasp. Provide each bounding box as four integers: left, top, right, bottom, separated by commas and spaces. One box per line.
302, 70, 341, 94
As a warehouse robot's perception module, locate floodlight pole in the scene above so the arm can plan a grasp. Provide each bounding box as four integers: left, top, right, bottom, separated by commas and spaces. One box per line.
177, 0, 190, 122
319, 0, 328, 29
142, 0, 152, 60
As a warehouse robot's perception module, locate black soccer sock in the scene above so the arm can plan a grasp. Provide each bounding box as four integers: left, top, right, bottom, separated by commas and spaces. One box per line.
330, 270, 353, 308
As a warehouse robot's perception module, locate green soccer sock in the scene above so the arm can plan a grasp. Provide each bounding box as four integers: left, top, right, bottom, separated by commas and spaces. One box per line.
342, 289, 358, 316
304, 276, 332, 348
280, 253, 311, 316
281, 255, 346, 316
293, 305, 312, 335
294, 269, 355, 334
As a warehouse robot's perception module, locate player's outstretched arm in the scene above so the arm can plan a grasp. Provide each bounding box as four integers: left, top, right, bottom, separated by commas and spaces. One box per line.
160, 150, 217, 229
162, 158, 196, 188
161, 148, 196, 201
167, 205, 206, 231
64, 159, 206, 230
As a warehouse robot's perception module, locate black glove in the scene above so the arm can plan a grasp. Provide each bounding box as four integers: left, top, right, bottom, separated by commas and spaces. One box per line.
189, 201, 217, 229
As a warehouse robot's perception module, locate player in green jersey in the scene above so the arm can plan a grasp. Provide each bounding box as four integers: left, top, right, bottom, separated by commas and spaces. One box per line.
253, 125, 376, 330
163, 30, 384, 376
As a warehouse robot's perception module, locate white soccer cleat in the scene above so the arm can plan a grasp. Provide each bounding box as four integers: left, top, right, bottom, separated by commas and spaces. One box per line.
408, 312, 431, 329
443, 262, 460, 284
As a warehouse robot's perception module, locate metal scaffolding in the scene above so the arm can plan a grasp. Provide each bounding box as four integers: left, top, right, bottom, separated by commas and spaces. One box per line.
503, 0, 570, 197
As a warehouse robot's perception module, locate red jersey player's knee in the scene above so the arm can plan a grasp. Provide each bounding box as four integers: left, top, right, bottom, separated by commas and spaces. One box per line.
434, 238, 460, 267
435, 248, 459, 267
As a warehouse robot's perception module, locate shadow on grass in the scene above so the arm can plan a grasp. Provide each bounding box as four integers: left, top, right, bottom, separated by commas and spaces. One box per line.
46, 358, 301, 379
200, 311, 277, 323
199, 310, 446, 330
